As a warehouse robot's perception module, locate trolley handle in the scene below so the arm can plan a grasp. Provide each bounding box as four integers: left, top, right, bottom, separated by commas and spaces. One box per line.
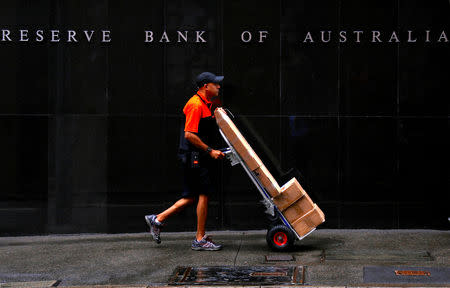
219, 147, 232, 155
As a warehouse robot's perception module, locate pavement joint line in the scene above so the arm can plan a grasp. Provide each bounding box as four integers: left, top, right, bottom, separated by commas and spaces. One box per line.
43, 285, 450, 288
232, 232, 244, 267
0, 280, 60, 287
3, 282, 450, 288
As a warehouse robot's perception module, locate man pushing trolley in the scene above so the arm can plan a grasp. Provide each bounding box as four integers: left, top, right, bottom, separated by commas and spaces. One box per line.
145, 71, 324, 252
145, 72, 225, 251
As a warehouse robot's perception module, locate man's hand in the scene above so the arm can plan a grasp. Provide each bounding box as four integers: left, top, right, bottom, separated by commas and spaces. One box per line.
185, 132, 225, 160
209, 149, 225, 160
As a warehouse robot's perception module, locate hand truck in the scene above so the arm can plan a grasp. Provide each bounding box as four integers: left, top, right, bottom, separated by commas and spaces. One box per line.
219, 132, 316, 251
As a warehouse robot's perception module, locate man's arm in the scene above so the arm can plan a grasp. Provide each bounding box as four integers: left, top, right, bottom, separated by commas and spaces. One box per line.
185, 131, 224, 160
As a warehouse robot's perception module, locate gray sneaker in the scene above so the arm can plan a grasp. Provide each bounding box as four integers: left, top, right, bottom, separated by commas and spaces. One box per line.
145, 214, 162, 244
191, 235, 223, 251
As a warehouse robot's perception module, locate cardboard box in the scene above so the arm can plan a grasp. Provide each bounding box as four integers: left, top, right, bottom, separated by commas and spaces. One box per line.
215, 108, 325, 234
282, 193, 315, 223
214, 108, 263, 171
273, 178, 306, 211
290, 204, 325, 237
252, 166, 280, 197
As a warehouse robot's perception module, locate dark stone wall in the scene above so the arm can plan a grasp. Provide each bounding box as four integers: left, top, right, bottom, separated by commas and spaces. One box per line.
0, 0, 448, 235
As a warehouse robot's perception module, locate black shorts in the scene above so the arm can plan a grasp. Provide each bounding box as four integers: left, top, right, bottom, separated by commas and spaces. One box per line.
181, 166, 214, 198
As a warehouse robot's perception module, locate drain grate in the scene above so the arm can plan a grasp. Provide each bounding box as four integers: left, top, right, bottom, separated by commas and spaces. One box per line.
364, 266, 450, 284
168, 265, 304, 285
265, 255, 294, 262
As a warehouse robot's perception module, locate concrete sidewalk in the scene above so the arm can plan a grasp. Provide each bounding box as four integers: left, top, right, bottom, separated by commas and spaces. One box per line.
0, 230, 449, 287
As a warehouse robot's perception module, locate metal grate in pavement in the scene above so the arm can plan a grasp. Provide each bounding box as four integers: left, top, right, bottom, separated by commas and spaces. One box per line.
168, 265, 304, 285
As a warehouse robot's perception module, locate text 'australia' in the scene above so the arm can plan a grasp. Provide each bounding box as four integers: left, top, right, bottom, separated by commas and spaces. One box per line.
301, 30, 448, 43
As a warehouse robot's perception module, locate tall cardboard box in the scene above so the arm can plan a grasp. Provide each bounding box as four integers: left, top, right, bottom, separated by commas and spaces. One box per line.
272, 178, 306, 210
290, 204, 325, 237
252, 165, 280, 197
282, 193, 315, 223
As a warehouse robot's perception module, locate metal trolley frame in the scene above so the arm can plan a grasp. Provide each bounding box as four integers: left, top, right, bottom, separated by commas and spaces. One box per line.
218, 128, 315, 250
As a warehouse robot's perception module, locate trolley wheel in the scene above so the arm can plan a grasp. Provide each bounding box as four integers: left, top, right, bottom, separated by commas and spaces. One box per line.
266, 225, 295, 251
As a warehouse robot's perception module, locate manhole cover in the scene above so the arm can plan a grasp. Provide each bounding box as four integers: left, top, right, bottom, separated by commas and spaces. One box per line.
168, 266, 304, 285
364, 266, 450, 284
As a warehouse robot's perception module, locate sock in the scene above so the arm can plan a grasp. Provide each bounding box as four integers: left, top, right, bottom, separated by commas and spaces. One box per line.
154, 217, 162, 225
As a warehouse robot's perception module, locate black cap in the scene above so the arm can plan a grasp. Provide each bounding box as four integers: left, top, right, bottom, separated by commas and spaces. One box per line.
196, 72, 224, 88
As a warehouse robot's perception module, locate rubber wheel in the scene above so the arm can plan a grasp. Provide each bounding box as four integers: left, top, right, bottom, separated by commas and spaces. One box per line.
266, 225, 295, 251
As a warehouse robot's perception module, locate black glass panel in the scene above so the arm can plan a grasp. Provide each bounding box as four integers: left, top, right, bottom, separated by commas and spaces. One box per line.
341, 118, 397, 202
165, 0, 222, 115
341, 203, 396, 229
281, 117, 339, 202
397, 119, 448, 202
398, 45, 449, 116
281, 46, 338, 115
0, 0, 449, 234
0, 116, 48, 235
280, 1, 339, 115
47, 116, 108, 234
0, 1, 51, 115
48, 2, 110, 114
397, 203, 448, 229
397, 1, 449, 116
399, 0, 449, 27
108, 1, 164, 114
55, 45, 109, 114
107, 116, 167, 203
339, 46, 397, 116
339, 1, 398, 116
0, 117, 48, 202
0, 47, 49, 114
341, 1, 397, 26
223, 0, 280, 115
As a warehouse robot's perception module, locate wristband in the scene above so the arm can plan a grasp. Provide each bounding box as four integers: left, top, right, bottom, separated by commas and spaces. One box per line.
206, 147, 213, 153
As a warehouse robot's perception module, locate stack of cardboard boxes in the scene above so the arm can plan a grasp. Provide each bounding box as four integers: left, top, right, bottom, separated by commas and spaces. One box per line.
215, 108, 325, 237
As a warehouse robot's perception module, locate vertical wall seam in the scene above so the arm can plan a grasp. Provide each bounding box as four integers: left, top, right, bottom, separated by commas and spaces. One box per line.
337, 0, 342, 229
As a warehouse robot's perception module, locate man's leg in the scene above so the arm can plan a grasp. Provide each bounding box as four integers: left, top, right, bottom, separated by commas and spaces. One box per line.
196, 194, 208, 241
191, 193, 222, 251
145, 197, 194, 244
157, 197, 194, 222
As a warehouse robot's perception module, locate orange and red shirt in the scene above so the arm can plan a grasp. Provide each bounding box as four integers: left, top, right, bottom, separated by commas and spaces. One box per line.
183, 90, 212, 133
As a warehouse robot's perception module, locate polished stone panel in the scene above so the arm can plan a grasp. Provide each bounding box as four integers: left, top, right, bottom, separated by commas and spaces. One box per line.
281, 1, 339, 115
340, 118, 396, 202
223, 0, 280, 115
0, 0, 448, 235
